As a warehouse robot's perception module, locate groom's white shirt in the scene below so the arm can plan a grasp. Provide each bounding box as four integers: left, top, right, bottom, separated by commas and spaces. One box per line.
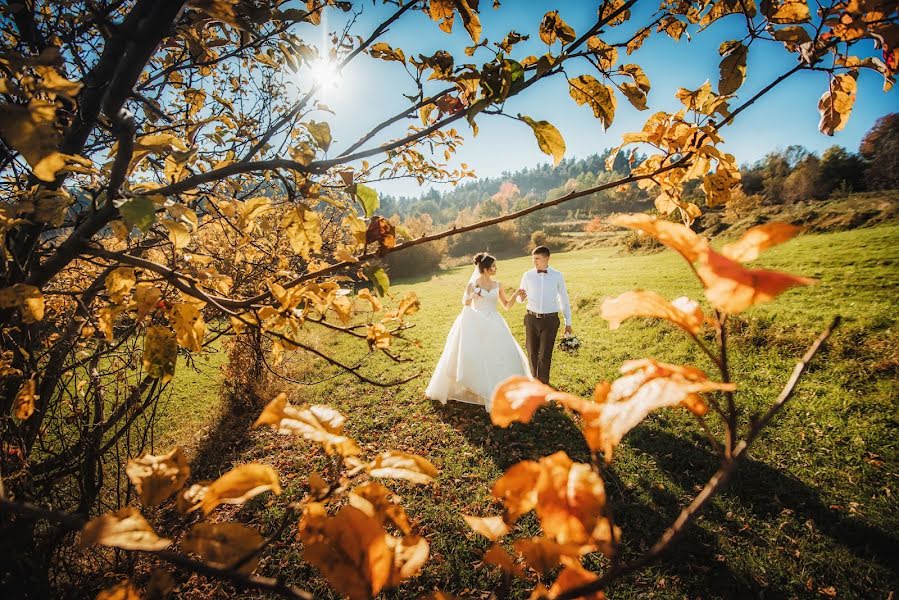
518, 267, 572, 326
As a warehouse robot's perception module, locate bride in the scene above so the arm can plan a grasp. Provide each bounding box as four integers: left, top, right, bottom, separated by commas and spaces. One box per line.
425, 252, 532, 412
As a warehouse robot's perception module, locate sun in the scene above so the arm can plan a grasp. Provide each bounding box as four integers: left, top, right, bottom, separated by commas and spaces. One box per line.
308, 57, 342, 92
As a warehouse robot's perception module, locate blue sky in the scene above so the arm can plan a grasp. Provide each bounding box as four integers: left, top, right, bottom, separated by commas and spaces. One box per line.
296, 1, 896, 198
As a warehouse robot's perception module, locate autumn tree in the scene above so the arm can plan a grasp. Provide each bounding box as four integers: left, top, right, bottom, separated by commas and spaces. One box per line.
0, 0, 896, 598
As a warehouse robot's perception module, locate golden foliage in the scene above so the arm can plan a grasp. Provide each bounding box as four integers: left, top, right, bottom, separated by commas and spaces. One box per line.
79, 508, 171, 551
125, 447, 190, 508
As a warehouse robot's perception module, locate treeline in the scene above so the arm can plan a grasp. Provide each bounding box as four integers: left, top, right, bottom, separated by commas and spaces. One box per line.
381, 113, 898, 277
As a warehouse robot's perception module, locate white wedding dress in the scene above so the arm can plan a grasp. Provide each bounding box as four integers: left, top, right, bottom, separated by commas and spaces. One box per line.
425, 282, 532, 412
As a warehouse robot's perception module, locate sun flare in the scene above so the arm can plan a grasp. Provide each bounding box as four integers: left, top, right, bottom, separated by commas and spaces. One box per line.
308, 57, 342, 92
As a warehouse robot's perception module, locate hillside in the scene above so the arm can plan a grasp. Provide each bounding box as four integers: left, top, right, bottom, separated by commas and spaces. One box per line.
161, 224, 899, 599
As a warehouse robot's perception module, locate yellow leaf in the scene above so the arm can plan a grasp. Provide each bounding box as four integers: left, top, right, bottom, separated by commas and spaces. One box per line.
539, 10, 576, 45
535, 451, 614, 546
483, 543, 525, 576
79, 507, 171, 551
34, 65, 83, 99
568, 75, 616, 129
133, 282, 162, 322
306, 120, 332, 151
13, 377, 37, 420
300, 505, 394, 600
126, 447, 190, 507
238, 196, 272, 231
199, 463, 282, 514
818, 73, 857, 136
586, 37, 618, 70
160, 219, 191, 249
367, 323, 391, 349
169, 302, 205, 352
331, 295, 354, 325
105, 267, 136, 304
721, 222, 801, 262
428, 0, 481, 43
181, 522, 264, 574
718, 41, 748, 95
366, 451, 438, 484
369, 42, 406, 63
357, 288, 383, 312
585, 360, 735, 461
462, 514, 510, 541
0, 101, 86, 182
492, 460, 543, 523
176, 481, 211, 514
764, 0, 810, 23
254, 393, 361, 456
282, 205, 322, 259
520, 115, 566, 166
0, 283, 45, 323
771, 25, 811, 44
513, 537, 590, 576
601, 291, 705, 334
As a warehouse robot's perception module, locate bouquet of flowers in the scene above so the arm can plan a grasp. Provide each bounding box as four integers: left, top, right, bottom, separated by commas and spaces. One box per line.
558, 334, 581, 353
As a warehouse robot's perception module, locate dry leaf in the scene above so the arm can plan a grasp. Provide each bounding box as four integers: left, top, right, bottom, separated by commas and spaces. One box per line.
254, 393, 361, 456
181, 521, 264, 574
366, 451, 438, 484
462, 514, 510, 541
79, 507, 171, 551
697, 247, 815, 314
601, 291, 704, 334
199, 463, 282, 514
125, 447, 190, 507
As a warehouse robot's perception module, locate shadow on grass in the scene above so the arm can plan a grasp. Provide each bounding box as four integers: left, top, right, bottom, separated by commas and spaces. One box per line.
431, 400, 592, 469
433, 399, 898, 597
187, 381, 265, 480
616, 426, 899, 597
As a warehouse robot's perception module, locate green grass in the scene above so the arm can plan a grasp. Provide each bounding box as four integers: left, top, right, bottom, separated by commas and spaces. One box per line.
173, 225, 898, 599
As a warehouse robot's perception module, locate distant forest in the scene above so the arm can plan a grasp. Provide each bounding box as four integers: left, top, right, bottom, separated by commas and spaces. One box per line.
380, 112, 898, 230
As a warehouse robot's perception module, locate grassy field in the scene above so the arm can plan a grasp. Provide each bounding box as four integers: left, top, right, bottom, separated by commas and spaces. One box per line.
164, 224, 898, 599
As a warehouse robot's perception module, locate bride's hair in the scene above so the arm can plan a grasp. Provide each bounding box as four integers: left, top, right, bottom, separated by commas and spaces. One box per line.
473, 252, 496, 273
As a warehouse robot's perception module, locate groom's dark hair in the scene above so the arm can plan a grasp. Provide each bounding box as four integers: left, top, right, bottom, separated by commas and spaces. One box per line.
532, 246, 551, 257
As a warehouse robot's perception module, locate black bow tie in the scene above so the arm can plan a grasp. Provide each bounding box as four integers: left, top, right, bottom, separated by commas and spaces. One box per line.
537, 269, 547, 274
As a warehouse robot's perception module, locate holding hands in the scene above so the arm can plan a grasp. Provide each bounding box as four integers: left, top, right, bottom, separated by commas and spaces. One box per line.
517, 288, 527, 301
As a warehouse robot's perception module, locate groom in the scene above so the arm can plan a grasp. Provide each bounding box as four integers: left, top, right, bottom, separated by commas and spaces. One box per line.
517, 246, 573, 385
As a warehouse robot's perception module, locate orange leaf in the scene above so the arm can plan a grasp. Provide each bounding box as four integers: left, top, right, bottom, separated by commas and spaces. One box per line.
483, 543, 525, 577
601, 291, 704, 334
548, 556, 605, 599
535, 452, 615, 548
386, 534, 430, 586
586, 359, 735, 461
720, 222, 801, 262
492, 460, 543, 523
300, 505, 393, 600
462, 514, 510, 541
513, 537, 590, 576
697, 247, 815, 314
348, 482, 412, 534
490, 376, 554, 427
609, 213, 707, 262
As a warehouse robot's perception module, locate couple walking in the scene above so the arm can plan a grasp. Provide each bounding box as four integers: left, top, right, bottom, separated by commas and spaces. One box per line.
425, 246, 573, 412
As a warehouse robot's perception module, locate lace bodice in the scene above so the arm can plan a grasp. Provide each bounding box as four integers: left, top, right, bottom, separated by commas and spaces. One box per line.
469, 284, 500, 313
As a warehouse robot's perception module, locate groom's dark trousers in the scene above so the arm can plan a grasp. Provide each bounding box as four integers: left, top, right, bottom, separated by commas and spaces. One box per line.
524, 311, 560, 384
